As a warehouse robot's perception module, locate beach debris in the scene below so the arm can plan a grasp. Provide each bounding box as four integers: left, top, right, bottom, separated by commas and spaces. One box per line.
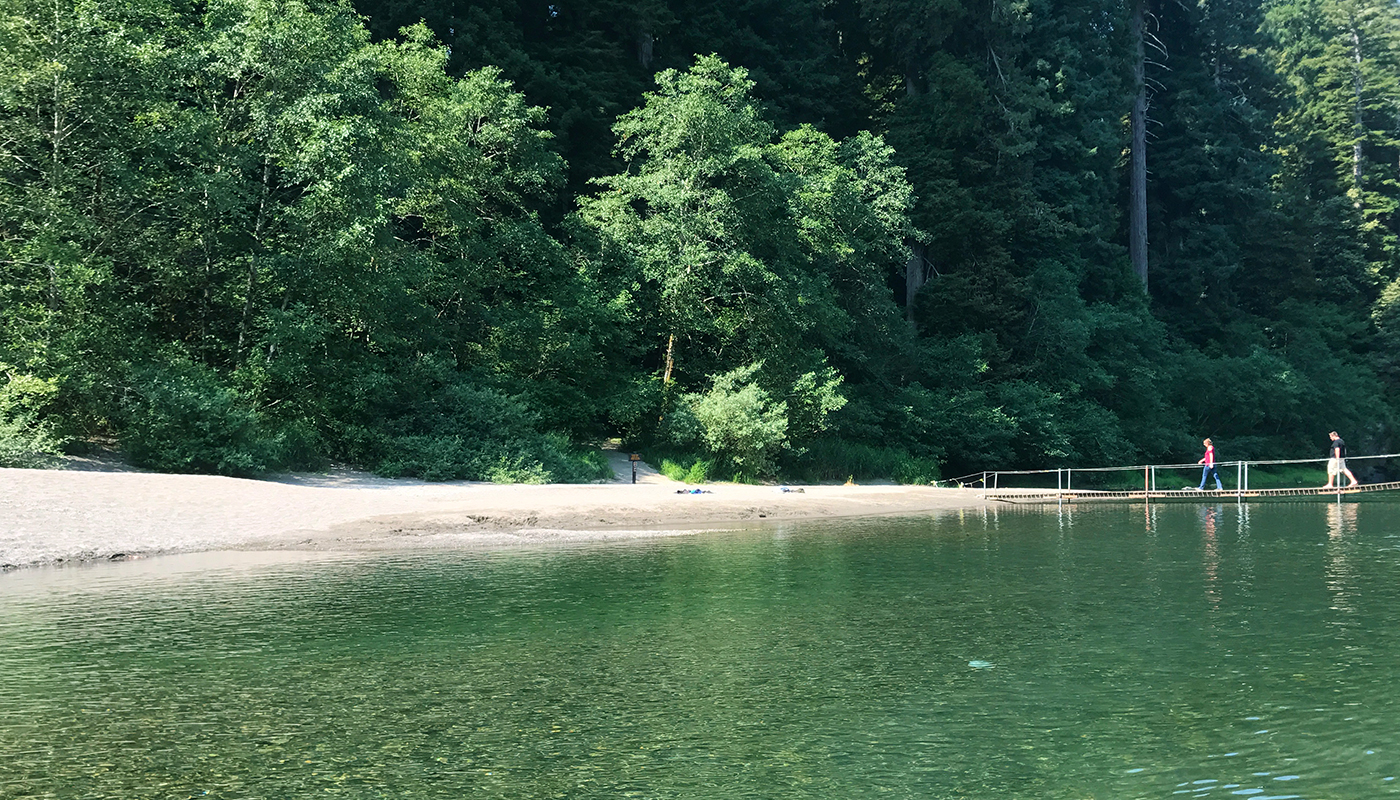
777, 486, 804, 493
675, 488, 712, 494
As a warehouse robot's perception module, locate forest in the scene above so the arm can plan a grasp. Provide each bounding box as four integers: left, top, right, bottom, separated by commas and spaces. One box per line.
2, 0, 1399, 482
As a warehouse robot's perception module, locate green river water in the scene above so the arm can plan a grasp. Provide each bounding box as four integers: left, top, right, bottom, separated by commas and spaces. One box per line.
3, 500, 1400, 799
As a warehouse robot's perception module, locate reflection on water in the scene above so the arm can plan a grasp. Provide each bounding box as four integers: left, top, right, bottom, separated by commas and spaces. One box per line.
1202, 505, 1222, 611
1327, 502, 1361, 618
3, 502, 1400, 798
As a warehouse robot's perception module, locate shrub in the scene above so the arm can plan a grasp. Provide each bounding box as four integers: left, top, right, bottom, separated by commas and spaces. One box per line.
683, 363, 788, 477
657, 400, 703, 448
539, 434, 614, 483
607, 374, 665, 445
0, 367, 65, 468
785, 366, 847, 447
373, 383, 612, 483
121, 361, 276, 477
0, 415, 64, 468
269, 418, 330, 472
892, 453, 942, 485
786, 439, 941, 484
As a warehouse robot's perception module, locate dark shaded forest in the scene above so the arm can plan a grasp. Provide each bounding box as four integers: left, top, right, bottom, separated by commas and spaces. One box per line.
3, 0, 1398, 481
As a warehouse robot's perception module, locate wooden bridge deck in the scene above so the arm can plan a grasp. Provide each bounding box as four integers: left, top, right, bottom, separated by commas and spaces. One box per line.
982, 480, 1400, 504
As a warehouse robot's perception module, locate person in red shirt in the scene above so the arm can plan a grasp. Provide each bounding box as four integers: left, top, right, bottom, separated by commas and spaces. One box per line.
1196, 438, 1223, 491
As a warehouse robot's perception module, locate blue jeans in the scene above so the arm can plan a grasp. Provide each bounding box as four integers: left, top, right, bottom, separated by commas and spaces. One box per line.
1199, 465, 1222, 490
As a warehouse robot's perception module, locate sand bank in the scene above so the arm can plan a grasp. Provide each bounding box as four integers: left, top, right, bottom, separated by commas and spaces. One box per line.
0, 466, 991, 569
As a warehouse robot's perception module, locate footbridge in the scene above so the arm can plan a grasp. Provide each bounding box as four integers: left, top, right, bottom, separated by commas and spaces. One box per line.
949, 453, 1400, 505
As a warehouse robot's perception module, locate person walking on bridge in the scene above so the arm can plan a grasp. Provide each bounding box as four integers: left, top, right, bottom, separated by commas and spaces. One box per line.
1323, 431, 1359, 489
1196, 438, 1223, 491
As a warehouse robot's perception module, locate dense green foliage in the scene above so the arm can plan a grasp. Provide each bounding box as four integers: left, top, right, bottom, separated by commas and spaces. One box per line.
0, 365, 64, 467
1, 0, 1397, 481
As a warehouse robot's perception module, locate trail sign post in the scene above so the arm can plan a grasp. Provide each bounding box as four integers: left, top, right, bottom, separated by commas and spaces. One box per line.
630, 453, 641, 484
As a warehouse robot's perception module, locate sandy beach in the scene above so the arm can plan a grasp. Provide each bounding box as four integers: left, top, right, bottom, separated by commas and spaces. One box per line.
0, 460, 991, 568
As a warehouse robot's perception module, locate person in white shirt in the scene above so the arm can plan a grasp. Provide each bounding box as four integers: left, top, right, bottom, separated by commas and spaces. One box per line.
1323, 431, 1359, 489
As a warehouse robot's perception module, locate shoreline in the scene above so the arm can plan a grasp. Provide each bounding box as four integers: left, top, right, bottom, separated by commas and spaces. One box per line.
0, 467, 993, 570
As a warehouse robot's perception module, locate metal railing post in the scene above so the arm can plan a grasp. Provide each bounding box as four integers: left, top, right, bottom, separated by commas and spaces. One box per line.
1067, 469, 1072, 492
1236, 462, 1242, 501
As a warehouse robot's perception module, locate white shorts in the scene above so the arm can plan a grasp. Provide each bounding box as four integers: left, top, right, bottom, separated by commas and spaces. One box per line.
1327, 457, 1346, 476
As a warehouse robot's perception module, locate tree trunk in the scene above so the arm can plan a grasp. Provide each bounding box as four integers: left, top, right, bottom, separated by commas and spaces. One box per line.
905, 243, 928, 326
662, 333, 675, 386
237, 157, 272, 356
1129, 0, 1150, 290
48, 0, 63, 312
1352, 23, 1365, 198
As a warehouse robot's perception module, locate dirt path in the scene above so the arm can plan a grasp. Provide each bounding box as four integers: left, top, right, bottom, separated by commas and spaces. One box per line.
602, 447, 677, 485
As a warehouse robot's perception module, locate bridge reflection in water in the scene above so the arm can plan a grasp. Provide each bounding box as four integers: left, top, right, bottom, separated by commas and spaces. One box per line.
983, 480, 1400, 504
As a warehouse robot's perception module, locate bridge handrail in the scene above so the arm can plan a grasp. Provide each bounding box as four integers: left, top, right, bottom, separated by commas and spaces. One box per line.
947, 451, 1400, 486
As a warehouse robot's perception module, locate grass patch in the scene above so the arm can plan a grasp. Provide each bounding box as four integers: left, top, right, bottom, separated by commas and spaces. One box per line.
660, 457, 716, 484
